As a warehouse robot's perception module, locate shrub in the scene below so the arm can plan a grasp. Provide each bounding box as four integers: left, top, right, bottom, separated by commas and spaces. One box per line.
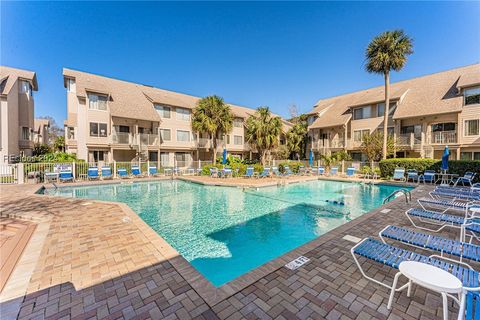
278, 161, 303, 173
201, 163, 223, 175
379, 158, 480, 182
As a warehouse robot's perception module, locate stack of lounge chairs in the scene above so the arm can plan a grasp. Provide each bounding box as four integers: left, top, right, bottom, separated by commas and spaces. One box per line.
351, 183, 480, 319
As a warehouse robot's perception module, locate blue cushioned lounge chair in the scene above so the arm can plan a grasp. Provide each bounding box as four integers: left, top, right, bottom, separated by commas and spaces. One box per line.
283, 166, 293, 176
272, 167, 282, 176
459, 291, 480, 320
318, 166, 325, 175
351, 237, 479, 310
149, 166, 162, 177
131, 165, 144, 178
59, 169, 74, 182
209, 167, 219, 178
418, 197, 474, 214
87, 167, 100, 180
431, 189, 480, 201
101, 166, 113, 180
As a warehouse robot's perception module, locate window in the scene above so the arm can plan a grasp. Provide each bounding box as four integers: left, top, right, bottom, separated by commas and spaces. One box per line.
176, 107, 190, 121
160, 152, 169, 166
19, 81, 32, 96
432, 122, 456, 132
159, 129, 171, 141
118, 125, 130, 133
154, 104, 171, 118
377, 127, 395, 136
88, 94, 108, 110
461, 152, 480, 161
353, 106, 371, 120
307, 116, 316, 125
465, 87, 480, 105
353, 129, 369, 142
21, 127, 30, 140
91, 150, 105, 162
226, 134, 230, 144
234, 135, 243, 145
234, 118, 244, 127
66, 78, 76, 93
465, 119, 480, 136
67, 127, 75, 139
89, 122, 108, 137
176, 130, 190, 142
376, 103, 396, 117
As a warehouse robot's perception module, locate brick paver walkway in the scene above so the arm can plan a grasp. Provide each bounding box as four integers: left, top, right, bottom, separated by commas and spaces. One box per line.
0, 181, 469, 319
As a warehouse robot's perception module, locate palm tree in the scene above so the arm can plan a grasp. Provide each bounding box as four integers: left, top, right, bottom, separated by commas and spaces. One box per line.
365, 30, 413, 159
245, 107, 283, 165
286, 123, 307, 160
191, 95, 233, 163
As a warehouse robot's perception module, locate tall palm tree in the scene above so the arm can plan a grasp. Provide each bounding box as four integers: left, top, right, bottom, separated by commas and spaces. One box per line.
365, 30, 413, 159
245, 107, 283, 165
286, 123, 307, 160
191, 95, 233, 163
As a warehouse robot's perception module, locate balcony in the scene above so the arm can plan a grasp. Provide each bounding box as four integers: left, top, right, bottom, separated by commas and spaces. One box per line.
430, 131, 457, 144
138, 133, 160, 146
312, 139, 345, 150
196, 138, 211, 148
111, 132, 132, 144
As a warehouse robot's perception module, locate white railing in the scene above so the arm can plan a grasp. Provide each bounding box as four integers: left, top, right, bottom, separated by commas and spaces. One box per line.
397, 134, 411, 146
431, 131, 457, 144
0, 164, 17, 184
138, 133, 160, 146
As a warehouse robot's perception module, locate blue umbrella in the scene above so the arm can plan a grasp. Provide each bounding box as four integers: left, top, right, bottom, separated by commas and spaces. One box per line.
309, 149, 314, 166
222, 148, 227, 165
441, 146, 449, 172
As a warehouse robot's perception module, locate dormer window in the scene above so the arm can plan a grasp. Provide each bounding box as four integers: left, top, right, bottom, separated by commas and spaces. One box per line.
234, 118, 244, 127
353, 106, 371, 120
376, 102, 396, 117
307, 116, 316, 125
465, 87, 480, 105
88, 93, 108, 110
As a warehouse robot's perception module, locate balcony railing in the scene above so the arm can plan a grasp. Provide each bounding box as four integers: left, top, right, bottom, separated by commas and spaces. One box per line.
111, 132, 132, 144
138, 133, 160, 146
312, 139, 345, 150
431, 131, 457, 144
196, 138, 211, 148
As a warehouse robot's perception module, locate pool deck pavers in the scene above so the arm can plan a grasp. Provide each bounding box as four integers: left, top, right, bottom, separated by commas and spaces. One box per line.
0, 177, 468, 319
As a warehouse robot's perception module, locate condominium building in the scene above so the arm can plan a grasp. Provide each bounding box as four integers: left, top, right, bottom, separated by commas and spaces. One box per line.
33, 118, 50, 145
0, 66, 38, 163
63, 68, 290, 165
307, 64, 480, 161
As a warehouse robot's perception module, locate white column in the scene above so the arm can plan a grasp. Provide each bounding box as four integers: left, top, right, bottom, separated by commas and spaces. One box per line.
17, 163, 24, 184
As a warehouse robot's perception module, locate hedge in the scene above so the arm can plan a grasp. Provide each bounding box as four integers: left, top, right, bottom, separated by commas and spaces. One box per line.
379, 158, 480, 182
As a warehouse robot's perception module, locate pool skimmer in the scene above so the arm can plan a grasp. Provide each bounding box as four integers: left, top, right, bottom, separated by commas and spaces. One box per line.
285, 256, 310, 270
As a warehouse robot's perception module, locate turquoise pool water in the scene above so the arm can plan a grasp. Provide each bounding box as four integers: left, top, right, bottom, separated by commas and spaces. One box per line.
50, 180, 409, 286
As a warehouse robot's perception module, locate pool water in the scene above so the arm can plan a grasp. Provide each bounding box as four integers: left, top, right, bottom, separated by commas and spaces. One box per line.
51, 180, 409, 286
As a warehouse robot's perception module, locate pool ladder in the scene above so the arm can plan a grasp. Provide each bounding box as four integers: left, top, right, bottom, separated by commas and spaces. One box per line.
383, 189, 411, 204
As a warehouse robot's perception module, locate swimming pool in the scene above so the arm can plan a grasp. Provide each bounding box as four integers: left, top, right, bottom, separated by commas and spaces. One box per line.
50, 179, 409, 286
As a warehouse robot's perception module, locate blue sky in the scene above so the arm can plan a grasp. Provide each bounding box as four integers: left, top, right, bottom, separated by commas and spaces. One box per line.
1, 1, 479, 125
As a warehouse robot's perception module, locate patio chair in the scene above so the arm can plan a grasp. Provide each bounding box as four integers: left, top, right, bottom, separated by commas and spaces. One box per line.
346, 167, 356, 178
87, 167, 100, 180
430, 189, 480, 201
299, 166, 306, 176
283, 166, 293, 176
243, 166, 254, 178
459, 291, 480, 320
405, 208, 480, 242
473, 183, 480, 191
418, 197, 475, 214
209, 167, 219, 178
318, 166, 325, 175
393, 168, 406, 182
455, 172, 477, 187
379, 225, 480, 265
406, 170, 419, 183
149, 166, 162, 177
117, 168, 130, 179
351, 238, 479, 310
329, 166, 338, 176
222, 167, 233, 178
259, 167, 271, 178
164, 168, 173, 176
272, 166, 282, 176
59, 169, 74, 183
131, 165, 144, 178
419, 170, 436, 184
101, 166, 113, 180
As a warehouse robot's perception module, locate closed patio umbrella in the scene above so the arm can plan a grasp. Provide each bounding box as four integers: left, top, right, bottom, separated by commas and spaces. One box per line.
309, 149, 314, 167
222, 148, 227, 165
441, 146, 449, 172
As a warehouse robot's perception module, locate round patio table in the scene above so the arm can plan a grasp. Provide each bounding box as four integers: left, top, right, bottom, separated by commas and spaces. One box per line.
388, 261, 462, 320
436, 173, 459, 186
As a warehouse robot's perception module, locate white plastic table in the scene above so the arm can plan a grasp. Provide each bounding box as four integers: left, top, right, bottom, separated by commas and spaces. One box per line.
388, 261, 462, 320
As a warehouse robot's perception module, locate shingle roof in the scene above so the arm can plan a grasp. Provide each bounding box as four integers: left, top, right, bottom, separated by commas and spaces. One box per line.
457, 72, 480, 89
0, 66, 38, 95
308, 63, 480, 128
63, 68, 291, 130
